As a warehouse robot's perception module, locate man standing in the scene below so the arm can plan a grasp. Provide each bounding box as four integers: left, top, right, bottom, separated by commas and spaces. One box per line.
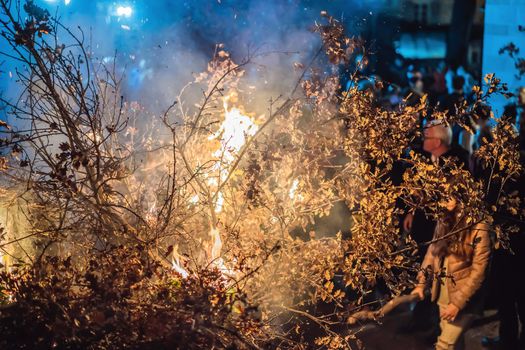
401, 120, 470, 337
404, 119, 470, 235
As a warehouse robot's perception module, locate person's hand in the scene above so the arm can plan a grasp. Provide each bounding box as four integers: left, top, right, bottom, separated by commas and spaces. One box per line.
440, 303, 460, 322
411, 286, 425, 301
403, 212, 414, 232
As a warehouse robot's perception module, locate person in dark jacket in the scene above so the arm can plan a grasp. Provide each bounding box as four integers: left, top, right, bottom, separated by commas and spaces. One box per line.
404, 120, 470, 241
401, 120, 471, 338
439, 75, 467, 147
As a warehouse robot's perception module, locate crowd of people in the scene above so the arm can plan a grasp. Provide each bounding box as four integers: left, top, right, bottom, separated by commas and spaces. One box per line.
346, 61, 525, 349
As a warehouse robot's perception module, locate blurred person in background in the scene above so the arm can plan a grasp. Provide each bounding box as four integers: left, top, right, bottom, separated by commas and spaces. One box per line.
404, 67, 426, 107
438, 75, 467, 148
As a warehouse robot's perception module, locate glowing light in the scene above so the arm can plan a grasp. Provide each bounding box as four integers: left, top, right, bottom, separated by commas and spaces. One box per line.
64, 0, 71, 5
120, 24, 131, 30
86, 131, 102, 142
289, 179, 299, 199
213, 257, 237, 277
116, 5, 133, 17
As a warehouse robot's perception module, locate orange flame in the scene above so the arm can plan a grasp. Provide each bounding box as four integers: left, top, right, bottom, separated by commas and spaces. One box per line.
171, 245, 189, 278
206, 95, 258, 263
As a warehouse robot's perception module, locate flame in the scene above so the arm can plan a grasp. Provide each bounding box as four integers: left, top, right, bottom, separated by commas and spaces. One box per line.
208, 228, 237, 278
210, 95, 258, 169
171, 245, 189, 278
171, 259, 189, 278
205, 95, 257, 266
213, 257, 237, 278
209, 95, 258, 211
143, 190, 159, 224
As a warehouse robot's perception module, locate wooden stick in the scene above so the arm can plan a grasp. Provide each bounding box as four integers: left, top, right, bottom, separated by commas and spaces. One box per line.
347, 294, 421, 325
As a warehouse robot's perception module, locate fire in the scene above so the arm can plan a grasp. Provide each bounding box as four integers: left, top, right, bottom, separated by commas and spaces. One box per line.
209, 94, 258, 168
171, 245, 189, 278
207, 94, 257, 270
176, 94, 257, 277
171, 258, 189, 278
209, 94, 258, 210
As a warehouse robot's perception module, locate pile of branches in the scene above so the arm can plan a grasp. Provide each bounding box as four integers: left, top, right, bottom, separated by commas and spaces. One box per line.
0, 1, 523, 349
0, 245, 262, 349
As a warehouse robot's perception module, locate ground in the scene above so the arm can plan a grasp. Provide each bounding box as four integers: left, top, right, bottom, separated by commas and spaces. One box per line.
358, 307, 499, 350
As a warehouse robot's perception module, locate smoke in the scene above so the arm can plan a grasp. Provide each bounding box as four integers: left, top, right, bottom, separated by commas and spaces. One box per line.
0, 0, 391, 121
0, 0, 386, 257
